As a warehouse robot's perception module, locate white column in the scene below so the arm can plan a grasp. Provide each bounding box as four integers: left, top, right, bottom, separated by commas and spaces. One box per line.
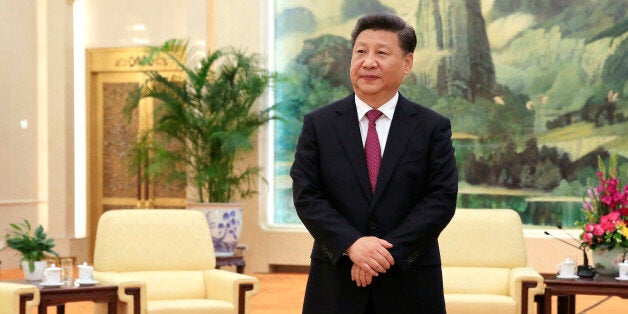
37, 0, 77, 254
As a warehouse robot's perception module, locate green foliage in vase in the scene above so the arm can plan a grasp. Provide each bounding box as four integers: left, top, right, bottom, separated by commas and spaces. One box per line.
5, 220, 59, 272
125, 39, 276, 203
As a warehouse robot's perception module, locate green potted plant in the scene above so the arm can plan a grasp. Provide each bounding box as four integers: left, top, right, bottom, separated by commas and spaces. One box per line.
5, 219, 59, 280
124, 39, 275, 256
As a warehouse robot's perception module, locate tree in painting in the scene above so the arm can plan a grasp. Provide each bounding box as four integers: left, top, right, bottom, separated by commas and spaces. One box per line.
272, 0, 628, 226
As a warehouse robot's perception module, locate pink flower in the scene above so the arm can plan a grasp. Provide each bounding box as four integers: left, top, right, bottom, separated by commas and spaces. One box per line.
601, 194, 614, 206
608, 178, 618, 190
579, 153, 627, 250
601, 220, 615, 232
582, 232, 593, 243
583, 201, 592, 211
593, 224, 605, 236
621, 186, 628, 206
607, 211, 620, 221
598, 213, 617, 231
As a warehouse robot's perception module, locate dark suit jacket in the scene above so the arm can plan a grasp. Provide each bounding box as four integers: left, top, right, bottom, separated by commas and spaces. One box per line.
290, 93, 458, 313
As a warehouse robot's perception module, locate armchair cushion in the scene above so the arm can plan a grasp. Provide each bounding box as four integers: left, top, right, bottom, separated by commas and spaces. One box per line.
147, 299, 233, 314
443, 267, 510, 295
444, 294, 516, 314
123, 271, 206, 300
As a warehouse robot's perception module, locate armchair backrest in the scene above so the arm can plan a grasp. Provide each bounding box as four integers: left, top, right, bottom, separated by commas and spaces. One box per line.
94, 209, 216, 272
439, 209, 527, 268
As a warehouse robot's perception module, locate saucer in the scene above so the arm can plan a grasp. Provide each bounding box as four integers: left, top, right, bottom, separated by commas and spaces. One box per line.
614, 277, 628, 281
40, 281, 63, 287
556, 274, 579, 279
214, 251, 235, 257
76, 279, 99, 285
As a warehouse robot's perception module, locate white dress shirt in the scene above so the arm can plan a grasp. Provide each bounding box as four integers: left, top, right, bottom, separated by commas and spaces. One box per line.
355, 93, 398, 156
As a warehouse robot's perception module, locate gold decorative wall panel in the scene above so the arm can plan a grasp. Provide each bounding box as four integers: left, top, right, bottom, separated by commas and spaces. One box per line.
102, 82, 139, 198
87, 47, 187, 260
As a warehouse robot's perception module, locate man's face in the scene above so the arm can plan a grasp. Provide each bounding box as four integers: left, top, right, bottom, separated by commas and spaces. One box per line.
350, 29, 413, 108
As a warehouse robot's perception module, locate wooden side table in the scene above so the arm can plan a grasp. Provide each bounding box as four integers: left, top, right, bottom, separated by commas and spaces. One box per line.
537, 274, 628, 314
35, 284, 119, 314
215, 245, 246, 274
3, 278, 140, 314
215, 256, 245, 274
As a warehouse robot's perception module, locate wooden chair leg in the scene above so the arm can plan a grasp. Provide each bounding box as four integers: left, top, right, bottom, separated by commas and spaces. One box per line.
238, 284, 254, 314
521, 281, 539, 314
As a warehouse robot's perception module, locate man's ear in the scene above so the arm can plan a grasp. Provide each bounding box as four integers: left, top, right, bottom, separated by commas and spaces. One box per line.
403, 53, 413, 74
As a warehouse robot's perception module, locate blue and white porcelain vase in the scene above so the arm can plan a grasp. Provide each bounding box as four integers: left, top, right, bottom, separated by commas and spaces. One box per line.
188, 203, 243, 257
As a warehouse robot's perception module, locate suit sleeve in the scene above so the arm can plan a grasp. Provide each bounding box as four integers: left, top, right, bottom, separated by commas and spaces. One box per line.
384, 117, 458, 271
290, 114, 363, 264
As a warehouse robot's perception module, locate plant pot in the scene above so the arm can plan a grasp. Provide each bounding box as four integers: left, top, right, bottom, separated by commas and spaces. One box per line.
21, 260, 47, 281
592, 247, 628, 275
188, 203, 243, 257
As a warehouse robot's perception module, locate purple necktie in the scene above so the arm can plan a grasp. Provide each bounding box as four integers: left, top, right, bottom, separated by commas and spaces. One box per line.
365, 110, 383, 193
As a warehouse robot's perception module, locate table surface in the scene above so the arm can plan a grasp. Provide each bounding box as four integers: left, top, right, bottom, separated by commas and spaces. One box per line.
540, 274, 628, 314
8, 279, 117, 291
544, 274, 628, 295
1, 268, 130, 314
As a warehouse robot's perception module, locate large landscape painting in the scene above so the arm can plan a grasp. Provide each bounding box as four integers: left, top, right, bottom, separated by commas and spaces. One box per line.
271, 0, 628, 227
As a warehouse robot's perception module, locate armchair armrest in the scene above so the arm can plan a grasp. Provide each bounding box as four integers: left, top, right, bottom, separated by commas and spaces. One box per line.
94, 271, 146, 314
0, 282, 40, 314
204, 269, 259, 314
509, 267, 544, 314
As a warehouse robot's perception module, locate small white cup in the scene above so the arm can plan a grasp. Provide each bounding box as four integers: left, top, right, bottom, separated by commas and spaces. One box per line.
43, 263, 62, 283
557, 258, 576, 278
618, 260, 628, 279
77, 262, 94, 282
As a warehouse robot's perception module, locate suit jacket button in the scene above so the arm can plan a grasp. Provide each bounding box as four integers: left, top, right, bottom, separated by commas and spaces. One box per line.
369, 222, 377, 230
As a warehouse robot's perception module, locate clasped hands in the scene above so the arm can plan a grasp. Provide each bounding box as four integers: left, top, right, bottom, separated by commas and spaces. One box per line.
346, 236, 394, 287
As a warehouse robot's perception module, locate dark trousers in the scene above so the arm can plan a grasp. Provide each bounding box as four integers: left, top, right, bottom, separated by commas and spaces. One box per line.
364, 290, 376, 314
303, 258, 446, 314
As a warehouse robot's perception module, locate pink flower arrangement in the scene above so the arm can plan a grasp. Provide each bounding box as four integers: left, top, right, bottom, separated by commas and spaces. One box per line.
579, 153, 628, 250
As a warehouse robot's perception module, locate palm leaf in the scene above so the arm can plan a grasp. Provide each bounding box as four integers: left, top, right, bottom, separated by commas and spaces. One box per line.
124, 39, 277, 202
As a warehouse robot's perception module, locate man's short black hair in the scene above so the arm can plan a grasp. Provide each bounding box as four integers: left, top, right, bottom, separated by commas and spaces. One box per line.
351, 12, 417, 55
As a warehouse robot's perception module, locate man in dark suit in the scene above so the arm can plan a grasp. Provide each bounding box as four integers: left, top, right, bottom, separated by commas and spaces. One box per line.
290, 12, 458, 314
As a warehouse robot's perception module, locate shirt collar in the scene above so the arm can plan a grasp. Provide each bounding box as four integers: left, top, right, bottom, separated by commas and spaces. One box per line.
355, 93, 398, 120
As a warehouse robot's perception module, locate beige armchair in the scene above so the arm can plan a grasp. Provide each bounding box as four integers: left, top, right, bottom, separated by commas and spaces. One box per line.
93, 209, 259, 314
0, 282, 40, 314
439, 209, 544, 314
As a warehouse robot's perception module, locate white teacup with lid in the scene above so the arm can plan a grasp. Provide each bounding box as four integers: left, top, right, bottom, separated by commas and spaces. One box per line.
78, 262, 94, 283
557, 258, 577, 278
618, 259, 628, 279
43, 263, 62, 284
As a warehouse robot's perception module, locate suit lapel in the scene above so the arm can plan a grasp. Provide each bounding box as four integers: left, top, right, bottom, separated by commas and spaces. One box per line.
332, 96, 372, 200
372, 96, 420, 206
